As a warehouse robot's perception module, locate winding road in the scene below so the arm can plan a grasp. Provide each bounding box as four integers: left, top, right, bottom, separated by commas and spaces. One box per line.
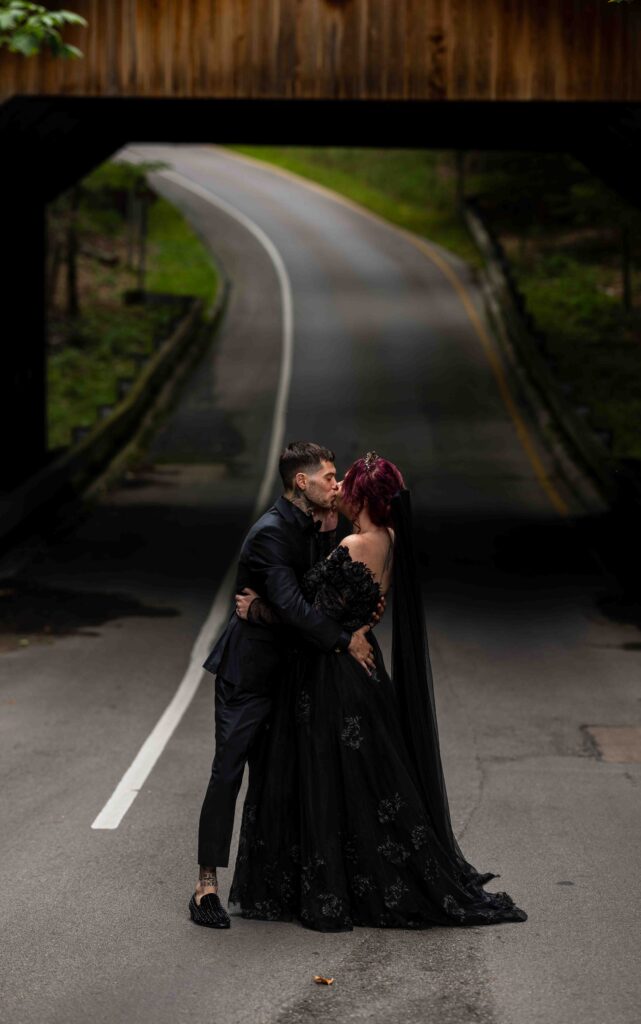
1, 145, 639, 1024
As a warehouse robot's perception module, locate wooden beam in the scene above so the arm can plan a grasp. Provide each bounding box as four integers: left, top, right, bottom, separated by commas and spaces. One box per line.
1, 0, 640, 104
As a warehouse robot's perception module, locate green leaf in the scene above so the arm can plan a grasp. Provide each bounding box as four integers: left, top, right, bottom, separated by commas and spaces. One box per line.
0, 12, 23, 30
47, 33, 65, 56
59, 41, 82, 58
22, 19, 46, 38
0, 2, 87, 57
9, 28, 41, 54
57, 11, 88, 25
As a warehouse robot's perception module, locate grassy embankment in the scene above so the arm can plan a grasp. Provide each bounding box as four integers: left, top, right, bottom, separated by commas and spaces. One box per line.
47, 188, 218, 450
229, 147, 641, 463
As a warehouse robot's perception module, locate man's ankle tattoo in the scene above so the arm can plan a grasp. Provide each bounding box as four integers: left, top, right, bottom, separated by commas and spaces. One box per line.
199, 867, 218, 888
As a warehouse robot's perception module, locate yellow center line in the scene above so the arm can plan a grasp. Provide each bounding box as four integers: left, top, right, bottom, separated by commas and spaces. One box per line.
211, 146, 572, 519
404, 235, 571, 518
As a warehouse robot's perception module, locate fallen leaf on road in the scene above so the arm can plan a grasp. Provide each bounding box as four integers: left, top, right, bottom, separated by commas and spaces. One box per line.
313, 976, 334, 986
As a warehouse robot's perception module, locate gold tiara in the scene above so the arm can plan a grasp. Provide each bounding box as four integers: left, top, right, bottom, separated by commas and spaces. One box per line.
363, 451, 379, 470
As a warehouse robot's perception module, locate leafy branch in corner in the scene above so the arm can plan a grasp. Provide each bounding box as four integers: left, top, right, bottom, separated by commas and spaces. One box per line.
0, 2, 86, 58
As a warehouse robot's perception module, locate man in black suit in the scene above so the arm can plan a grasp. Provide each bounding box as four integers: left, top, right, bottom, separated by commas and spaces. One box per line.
190, 441, 375, 928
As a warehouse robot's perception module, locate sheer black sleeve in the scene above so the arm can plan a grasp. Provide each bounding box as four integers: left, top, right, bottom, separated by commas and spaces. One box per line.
246, 597, 283, 627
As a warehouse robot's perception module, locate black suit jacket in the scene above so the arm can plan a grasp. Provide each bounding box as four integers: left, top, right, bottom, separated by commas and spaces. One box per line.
202, 497, 351, 691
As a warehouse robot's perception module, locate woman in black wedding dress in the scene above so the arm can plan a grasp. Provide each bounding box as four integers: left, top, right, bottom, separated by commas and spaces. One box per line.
229, 453, 527, 932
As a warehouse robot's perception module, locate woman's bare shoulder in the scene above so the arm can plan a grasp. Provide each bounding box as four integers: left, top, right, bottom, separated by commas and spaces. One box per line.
337, 528, 380, 569
333, 532, 368, 557
338, 533, 368, 555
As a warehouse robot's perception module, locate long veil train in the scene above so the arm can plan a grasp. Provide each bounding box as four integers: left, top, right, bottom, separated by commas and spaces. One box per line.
390, 488, 498, 889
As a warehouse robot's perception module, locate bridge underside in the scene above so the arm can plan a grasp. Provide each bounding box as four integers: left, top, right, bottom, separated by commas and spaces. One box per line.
3, 96, 641, 490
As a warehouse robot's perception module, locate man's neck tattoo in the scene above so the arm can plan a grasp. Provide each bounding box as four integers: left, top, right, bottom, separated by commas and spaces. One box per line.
290, 489, 315, 517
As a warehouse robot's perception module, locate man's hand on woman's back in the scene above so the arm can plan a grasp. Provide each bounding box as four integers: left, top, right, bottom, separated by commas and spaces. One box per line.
347, 626, 376, 675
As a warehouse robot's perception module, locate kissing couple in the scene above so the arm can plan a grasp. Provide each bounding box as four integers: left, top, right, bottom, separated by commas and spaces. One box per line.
190, 441, 527, 932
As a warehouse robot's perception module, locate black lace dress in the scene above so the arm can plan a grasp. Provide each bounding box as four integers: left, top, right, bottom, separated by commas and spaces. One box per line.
229, 544, 527, 931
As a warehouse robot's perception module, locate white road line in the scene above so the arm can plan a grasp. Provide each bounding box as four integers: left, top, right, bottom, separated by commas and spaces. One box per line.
91, 166, 294, 829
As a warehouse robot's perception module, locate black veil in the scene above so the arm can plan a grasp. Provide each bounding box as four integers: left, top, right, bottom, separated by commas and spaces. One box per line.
390, 488, 499, 888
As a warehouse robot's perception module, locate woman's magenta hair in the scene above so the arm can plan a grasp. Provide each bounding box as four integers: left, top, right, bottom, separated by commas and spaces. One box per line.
341, 455, 405, 527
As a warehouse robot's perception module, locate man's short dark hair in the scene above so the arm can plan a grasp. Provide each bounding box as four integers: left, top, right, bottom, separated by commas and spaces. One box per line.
279, 441, 335, 490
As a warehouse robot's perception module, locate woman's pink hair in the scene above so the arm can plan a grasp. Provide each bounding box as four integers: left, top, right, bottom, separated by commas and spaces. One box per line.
341, 455, 405, 527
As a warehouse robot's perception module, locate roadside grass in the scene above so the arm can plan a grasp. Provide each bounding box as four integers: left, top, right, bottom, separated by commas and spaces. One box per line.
145, 196, 218, 303
229, 146, 641, 463
515, 251, 641, 459
47, 195, 218, 450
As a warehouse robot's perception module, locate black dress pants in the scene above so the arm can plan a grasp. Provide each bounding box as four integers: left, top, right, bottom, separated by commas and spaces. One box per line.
197, 675, 272, 867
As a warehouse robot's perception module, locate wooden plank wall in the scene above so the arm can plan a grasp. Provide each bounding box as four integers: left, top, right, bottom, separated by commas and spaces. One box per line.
2, 0, 640, 103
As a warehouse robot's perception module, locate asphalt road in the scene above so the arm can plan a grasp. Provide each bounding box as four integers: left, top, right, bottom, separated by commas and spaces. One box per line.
1, 145, 639, 1024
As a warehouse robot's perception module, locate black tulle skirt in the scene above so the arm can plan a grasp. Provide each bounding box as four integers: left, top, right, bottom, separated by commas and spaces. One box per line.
229, 634, 527, 931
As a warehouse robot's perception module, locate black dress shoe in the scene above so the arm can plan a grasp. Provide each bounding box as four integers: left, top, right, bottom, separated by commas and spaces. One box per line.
189, 892, 231, 929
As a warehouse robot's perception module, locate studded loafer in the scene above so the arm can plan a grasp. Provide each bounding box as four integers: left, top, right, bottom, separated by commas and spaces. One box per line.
189, 892, 231, 929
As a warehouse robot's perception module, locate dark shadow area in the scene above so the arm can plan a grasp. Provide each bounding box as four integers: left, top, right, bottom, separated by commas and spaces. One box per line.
411, 508, 641, 631
29, 496, 254, 588
591, 593, 641, 632
0, 576, 179, 654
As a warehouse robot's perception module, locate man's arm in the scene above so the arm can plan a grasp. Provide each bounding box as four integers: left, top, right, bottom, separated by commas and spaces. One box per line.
245, 525, 351, 652
242, 522, 376, 673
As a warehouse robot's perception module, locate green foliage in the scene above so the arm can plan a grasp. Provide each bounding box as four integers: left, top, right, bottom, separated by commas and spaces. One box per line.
466, 152, 587, 228
0, 1, 86, 58
469, 153, 641, 460
48, 304, 176, 446
146, 197, 218, 303
78, 159, 169, 234
81, 159, 168, 195
47, 166, 218, 449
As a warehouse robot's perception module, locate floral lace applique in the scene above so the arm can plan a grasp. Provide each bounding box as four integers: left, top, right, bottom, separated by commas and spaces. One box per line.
301, 854, 326, 896
341, 715, 364, 749
423, 856, 438, 882
280, 872, 295, 903
319, 893, 344, 918
377, 793, 404, 823
302, 545, 382, 632
384, 878, 409, 909
296, 690, 311, 725
352, 874, 374, 897
377, 837, 410, 865
442, 894, 466, 920
410, 823, 428, 849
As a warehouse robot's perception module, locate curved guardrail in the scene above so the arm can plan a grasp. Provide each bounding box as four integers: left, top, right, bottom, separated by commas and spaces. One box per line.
463, 196, 641, 515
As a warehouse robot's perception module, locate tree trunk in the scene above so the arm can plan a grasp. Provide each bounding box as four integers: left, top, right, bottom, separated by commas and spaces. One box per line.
127, 184, 136, 270
65, 186, 80, 318
621, 223, 632, 312
45, 209, 64, 311
137, 194, 148, 294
